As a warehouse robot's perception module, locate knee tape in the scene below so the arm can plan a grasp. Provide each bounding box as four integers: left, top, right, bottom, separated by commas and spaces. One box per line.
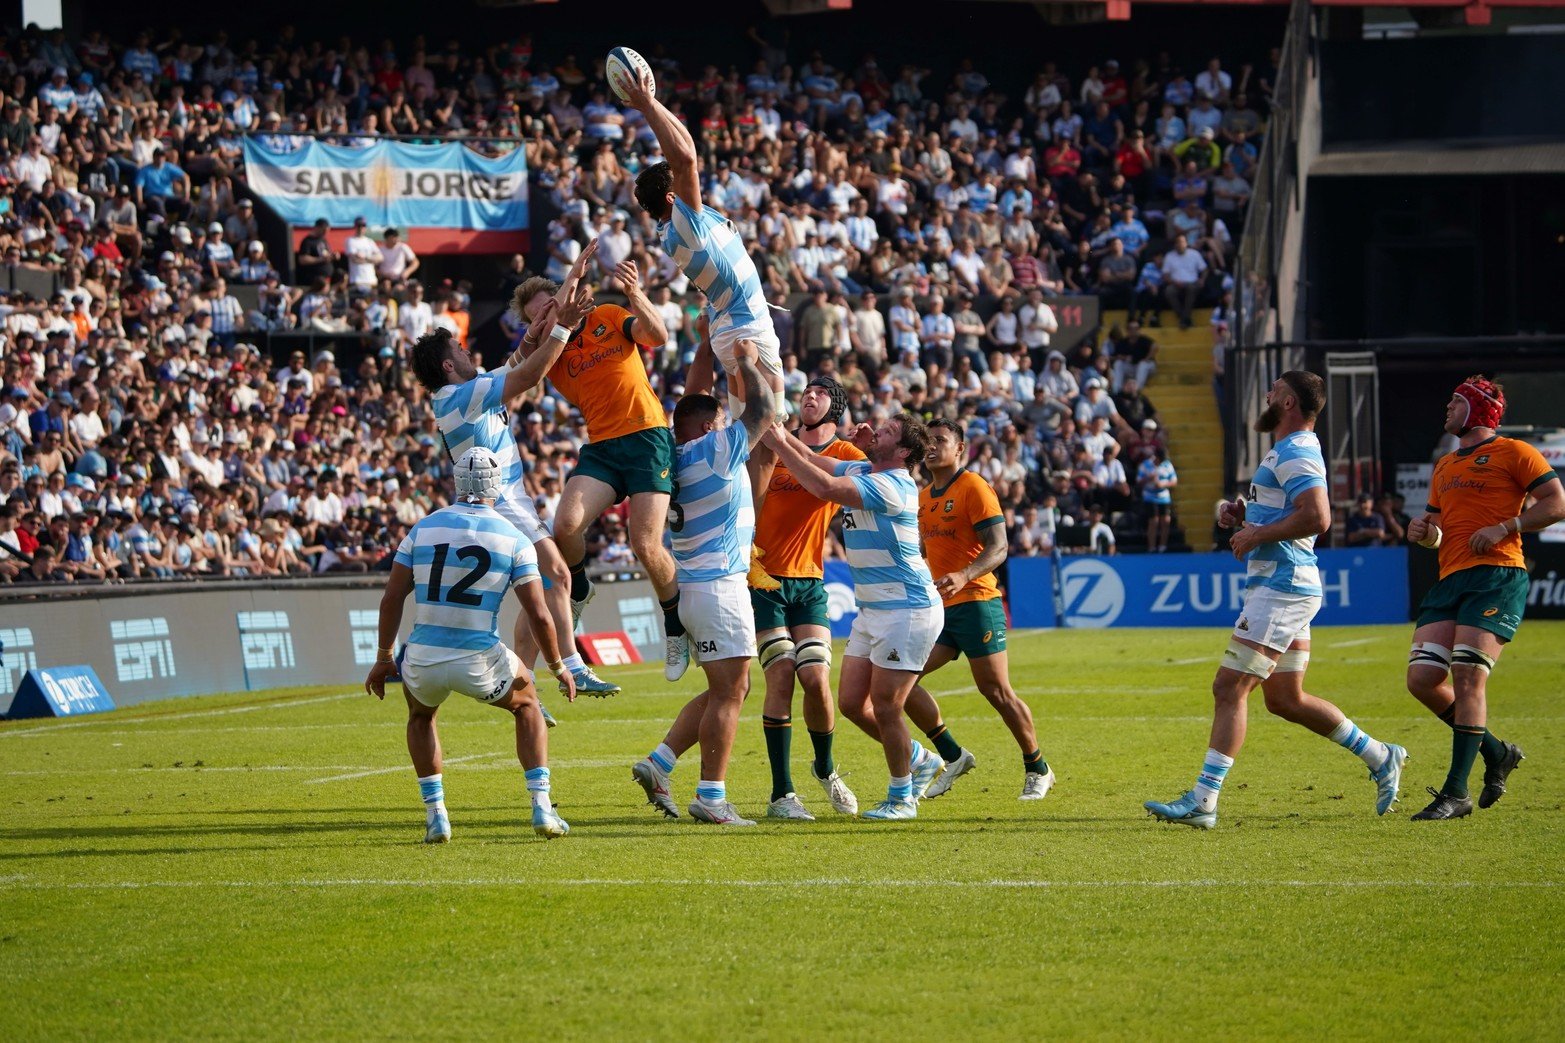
1275, 649, 1310, 674
1409, 642, 1452, 673
795, 638, 832, 672
758, 633, 796, 671
1452, 644, 1495, 674
1222, 639, 1277, 679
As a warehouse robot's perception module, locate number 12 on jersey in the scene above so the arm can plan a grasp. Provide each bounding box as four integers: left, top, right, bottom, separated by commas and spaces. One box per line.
425, 543, 491, 605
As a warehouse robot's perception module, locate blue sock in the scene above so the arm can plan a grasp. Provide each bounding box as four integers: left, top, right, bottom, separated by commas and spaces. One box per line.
909, 739, 925, 764
888, 775, 913, 801
648, 743, 677, 773
1328, 718, 1390, 770
1192, 749, 1233, 812
696, 779, 726, 804
418, 773, 445, 811
525, 766, 551, 809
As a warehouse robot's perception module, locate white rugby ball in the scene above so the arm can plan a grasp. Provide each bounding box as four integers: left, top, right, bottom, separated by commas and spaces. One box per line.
606, 46, 653, 103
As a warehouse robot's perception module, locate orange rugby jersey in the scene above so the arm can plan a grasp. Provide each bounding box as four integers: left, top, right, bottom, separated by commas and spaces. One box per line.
1428, 435, 1556, 580
547, 303, 666, 442
919, 468, 1004, 605
755, 438, 867, 579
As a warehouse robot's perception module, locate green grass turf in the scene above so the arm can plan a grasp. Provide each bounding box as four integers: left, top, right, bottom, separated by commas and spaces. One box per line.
3, 622, 1563, 1040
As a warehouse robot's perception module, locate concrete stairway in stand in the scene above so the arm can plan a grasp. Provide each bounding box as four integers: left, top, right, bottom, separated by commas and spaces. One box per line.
1102, 308, 1225, 546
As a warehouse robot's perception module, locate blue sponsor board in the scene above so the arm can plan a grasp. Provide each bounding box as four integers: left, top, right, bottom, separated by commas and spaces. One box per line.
824, 560, 859, 639
1008, 548, 1409, 629
6, 665, 115, 719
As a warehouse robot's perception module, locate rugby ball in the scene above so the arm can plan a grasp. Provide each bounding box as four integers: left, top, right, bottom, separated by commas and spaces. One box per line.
606, 46, 653, 103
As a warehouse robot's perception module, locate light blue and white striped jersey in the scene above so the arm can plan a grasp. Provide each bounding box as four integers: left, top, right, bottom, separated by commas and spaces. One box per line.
394, 502, 540, 665
431, 370, 527, 506
659, 195, 770, 338
669, 423, 753, 583
833, 460, 938, 610
1244, 430, 1328, 595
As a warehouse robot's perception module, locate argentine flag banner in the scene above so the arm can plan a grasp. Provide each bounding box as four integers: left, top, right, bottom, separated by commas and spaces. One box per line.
243, 138, 528, 252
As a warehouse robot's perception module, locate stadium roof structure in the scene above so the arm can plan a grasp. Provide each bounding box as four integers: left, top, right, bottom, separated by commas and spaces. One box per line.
753, 0, 1565, 25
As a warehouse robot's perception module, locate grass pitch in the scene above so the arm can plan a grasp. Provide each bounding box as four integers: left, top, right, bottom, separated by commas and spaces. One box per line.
3, 623, 1563, 1040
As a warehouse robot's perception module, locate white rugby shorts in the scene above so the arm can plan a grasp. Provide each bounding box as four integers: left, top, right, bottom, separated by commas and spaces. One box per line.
679, 573, 758, 662
402, 642, 523, 708
844, 604, 944, 671
1233, 586, 1321, 652
495, 493, 552, 545
711, 321, 787, 418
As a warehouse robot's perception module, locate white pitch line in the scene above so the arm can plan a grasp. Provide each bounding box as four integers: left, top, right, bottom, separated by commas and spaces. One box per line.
1166, 657, 1211, 666
0, 877, 1557, 892
4, 757, 634, 779
1330, 637, 1382, 649
306, 751, 502, 784
0, 691, 361, 738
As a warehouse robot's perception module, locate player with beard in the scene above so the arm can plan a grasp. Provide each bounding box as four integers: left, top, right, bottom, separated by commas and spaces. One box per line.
1402, 376, 1563, 820
766, 413, 952, 821
1145, 371, 1407, 828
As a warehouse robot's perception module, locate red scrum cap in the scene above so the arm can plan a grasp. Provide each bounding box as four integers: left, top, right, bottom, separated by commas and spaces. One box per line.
1453, 375, 1505, 433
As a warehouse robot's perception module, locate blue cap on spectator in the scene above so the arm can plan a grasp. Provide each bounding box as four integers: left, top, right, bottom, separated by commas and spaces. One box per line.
378, 346, 395, 358
418, 434, 436, 446
57, 391, 75, 407
10, 387, 29, 398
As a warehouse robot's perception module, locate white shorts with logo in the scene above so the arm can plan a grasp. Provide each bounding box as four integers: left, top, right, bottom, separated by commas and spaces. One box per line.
680, 573, 757, 662
710, 320, 787, 418
402, 642, 523, 708
1234, 586, 1320, 653
845, 604, 944, 671
496, 492, 552, 545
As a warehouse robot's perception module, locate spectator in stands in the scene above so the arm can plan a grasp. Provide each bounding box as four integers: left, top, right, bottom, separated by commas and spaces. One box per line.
1161, 234, 1208, 330
1345, 492, 1389, 547
1138, 446, 1178, 553
1097, 237, 1137, 313
376, 228, 420, 288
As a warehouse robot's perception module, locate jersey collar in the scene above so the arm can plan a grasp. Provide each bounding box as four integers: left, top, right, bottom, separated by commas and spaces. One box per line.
1456, 434, 1499, 457
929, 467, 965, 498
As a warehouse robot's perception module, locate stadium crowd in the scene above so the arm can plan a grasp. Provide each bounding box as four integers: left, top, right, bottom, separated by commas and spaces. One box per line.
0, 23, 1272, 584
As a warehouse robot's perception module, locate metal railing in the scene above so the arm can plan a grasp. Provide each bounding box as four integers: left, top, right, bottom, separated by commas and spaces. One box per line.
1235, 0, 1314, 351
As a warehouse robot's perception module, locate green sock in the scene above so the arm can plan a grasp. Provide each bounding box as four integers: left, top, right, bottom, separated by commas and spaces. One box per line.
1438, 705, 1505, 764
1444, 726, 1486, 798
925, 723, 964, 763
808, 728, 835, 779
1023, 749, 1048, 776
763, 716, 793, 801
660, 594, 685, 638
568, 559, 592, 603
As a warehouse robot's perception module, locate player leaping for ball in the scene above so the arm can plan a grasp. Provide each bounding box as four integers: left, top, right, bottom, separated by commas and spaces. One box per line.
513, 256, 686, 682
1145, 371, 1406, 829
365, 448, 577, 843
617, 63, 788, 570
413, 241, 615, 709
1402, 376, 1563, 820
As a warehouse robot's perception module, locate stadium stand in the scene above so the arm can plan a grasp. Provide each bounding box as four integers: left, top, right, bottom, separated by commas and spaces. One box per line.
0, 20, 1277, 584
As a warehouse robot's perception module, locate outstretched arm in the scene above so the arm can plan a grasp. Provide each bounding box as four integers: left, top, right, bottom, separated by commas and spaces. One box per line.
763, 424, 864, 508
502, 280, 594, 402
685, 335, 716, 396
731, 339, 775, 442
616, 260, 668, 348
619, 76, 701, 209
510, 238, 598, 367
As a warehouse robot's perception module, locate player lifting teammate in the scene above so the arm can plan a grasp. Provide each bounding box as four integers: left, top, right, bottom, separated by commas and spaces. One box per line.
1145, 372, 1406, 828
512, 255, 688, 681
1403, 376, 1563, 820
630, 339, 776, 825
413, 244, 607, 710
915, 419, 1055, 801
365, 448, 577, 843
617, 63, 787, 534
766, 413, 955, 820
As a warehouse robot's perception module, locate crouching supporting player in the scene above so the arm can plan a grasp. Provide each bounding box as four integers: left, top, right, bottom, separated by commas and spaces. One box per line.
631, 339, 776, 824
767, 413, 951, 820
1403, 376, 1563, 820
1145, 372, 1406, 828
365, 448, 578, 842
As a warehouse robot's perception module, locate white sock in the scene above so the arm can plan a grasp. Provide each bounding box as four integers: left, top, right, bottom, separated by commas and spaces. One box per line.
1328, 718, 1390, 771
562, 653, 585, 673
417, 772, 446, 815
1192, 749, 1234, 813
649, 743, 677, 773
525, 766, 551, 810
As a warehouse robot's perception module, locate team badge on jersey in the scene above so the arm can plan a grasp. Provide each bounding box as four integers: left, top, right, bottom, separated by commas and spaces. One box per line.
1476, 454, 1490, 465
593, 323, 608, 338
944, 499, 955, 513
